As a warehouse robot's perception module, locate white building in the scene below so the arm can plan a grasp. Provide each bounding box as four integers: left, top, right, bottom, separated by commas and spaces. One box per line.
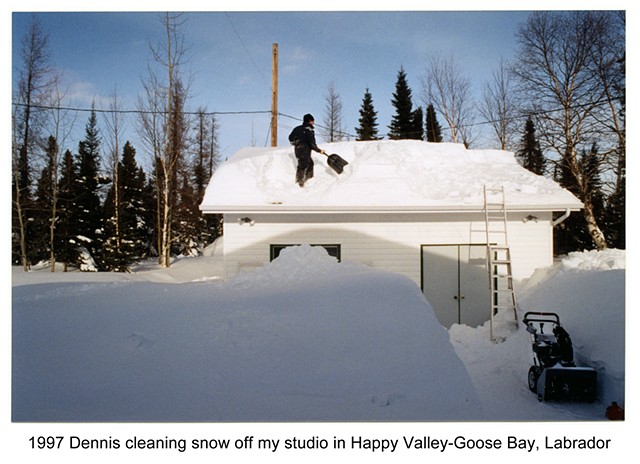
200, 140, 582, 328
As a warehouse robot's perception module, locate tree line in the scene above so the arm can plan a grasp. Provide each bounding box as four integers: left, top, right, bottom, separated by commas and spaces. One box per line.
346, 11, 624, 254
12, 11, 624, 272
12, 13, 221, 272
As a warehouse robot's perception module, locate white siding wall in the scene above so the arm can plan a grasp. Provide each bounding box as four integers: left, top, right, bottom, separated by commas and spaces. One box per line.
222, 212, 554, 285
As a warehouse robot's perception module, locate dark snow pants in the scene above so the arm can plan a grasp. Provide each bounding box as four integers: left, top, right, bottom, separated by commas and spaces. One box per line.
295, 148, 314, 186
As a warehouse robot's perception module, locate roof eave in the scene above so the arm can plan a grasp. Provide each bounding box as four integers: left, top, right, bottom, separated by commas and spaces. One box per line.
200, 203, 583, 215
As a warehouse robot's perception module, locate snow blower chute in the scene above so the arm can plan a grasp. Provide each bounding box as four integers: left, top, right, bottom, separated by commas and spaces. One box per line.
522, 311, 597, 402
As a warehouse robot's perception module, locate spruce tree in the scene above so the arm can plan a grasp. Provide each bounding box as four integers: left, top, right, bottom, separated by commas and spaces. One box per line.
605, 165, 625, 249
120, 142, 148, 267
75, 109, 104, 269
355, 88, 379, 141
102, 141, 148, 271
173, 171, 201, 256
516, 117, 545, 175
56, 149, 81, 270
410, 107, 424, 140
141, 175, 159, 258
554, 143, 607, 254
581, 143, 606, 234
388, 67, 415, 139
425, 104, 443, 142
604, 136, 625, 249
192, 111, 221, 250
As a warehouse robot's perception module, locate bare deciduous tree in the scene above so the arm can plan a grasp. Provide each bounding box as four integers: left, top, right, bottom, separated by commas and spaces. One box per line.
589, 11, 625, 198
12, 16, 57, 270
513, 11, 621, 250
138, 12, 191, 267
103, 88, 126, 262
479, 58, 518, 150
322, 81, 345, 142
45, 80, 75, 271
421, 52, 475, 147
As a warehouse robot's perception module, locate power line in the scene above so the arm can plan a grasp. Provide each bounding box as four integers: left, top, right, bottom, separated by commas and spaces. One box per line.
279, 112, 358, 140
13, 94, 621, 140
11, 101, 272, 117
224, 13, 266, 83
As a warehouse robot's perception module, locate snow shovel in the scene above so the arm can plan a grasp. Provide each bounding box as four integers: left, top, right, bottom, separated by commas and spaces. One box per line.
322, 151, 349, 174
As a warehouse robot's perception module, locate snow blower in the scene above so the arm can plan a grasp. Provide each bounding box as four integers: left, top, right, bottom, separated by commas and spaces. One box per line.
522, 311, 597, 402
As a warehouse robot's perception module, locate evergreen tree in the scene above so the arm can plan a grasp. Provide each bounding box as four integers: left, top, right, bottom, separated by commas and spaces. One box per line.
554, 143, 606, 254
604, 159, 625, 249
191, 111, 222, 249
193, 109, 212, 202
173, 171, 202, 256
388, 67, 415, 139
56, 149, 81, 270
75, 109, 104, 269
516, 117, 545, 175
141, 175, 159, 258
604, 48, 625, 250
410, 107, 424, 140
425, 104, 443, 142
355, 88, 379, 141
102, 141, 148, 271
581, 143, 606, 232
173, 106, 216, 257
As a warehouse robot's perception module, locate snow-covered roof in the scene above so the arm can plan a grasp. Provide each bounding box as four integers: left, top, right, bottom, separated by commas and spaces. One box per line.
200, 140, 582, 214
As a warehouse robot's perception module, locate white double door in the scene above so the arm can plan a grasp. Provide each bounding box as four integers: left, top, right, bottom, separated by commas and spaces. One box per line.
422, 245, 490, 328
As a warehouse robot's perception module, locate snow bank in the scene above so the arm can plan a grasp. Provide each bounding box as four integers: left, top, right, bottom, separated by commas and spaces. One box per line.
201, 140, 582, 210
229, 243, 370, 289
12, 245, 483, 422
449, 249, 625, 420
518, 249, 625, 406
555, 248, 625, 271
11, 247, 625, 422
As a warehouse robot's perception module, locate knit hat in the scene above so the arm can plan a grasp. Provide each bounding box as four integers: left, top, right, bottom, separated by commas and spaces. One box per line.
303, 113, 315, 124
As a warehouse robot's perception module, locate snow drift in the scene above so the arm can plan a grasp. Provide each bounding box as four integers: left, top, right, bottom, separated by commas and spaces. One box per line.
11, 246, 625, 422
518, 249, 625, 406
449, 248, 625, 420
12, 245, 484, 422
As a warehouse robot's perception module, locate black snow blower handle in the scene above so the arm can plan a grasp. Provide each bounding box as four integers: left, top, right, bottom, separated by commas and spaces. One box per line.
522, 311, 561, 327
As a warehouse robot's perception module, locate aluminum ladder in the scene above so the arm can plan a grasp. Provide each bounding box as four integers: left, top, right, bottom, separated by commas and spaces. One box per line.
483, 186, 518, 341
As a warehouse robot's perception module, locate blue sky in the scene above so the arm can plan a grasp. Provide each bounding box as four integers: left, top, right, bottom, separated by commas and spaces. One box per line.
8, 5, 628, 165
9, 8, 537, 162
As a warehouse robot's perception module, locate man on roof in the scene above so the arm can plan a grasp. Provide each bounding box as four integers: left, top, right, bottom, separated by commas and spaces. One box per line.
288, 113, 326, 187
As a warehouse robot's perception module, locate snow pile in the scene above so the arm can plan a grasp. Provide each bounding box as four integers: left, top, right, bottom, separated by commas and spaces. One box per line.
200, 140, 582, 210
557, 248, 625, 271
230, 244, 370, 289
12, 245, 483, 422
518, 249, 626, 406
11, 247, 625, 422
449, 249, 625, 419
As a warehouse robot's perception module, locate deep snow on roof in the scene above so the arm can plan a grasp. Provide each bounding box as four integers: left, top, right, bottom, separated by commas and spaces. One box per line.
200, 140, 582, 212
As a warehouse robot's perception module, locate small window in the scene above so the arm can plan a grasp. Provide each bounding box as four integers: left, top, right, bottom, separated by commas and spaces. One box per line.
270, 244, 341, 261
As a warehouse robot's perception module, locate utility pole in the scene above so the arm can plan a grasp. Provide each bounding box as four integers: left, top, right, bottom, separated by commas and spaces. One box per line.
271, 43, 278, 147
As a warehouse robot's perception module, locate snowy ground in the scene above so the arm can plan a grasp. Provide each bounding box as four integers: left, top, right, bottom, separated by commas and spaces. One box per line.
8, 245, 631, 460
